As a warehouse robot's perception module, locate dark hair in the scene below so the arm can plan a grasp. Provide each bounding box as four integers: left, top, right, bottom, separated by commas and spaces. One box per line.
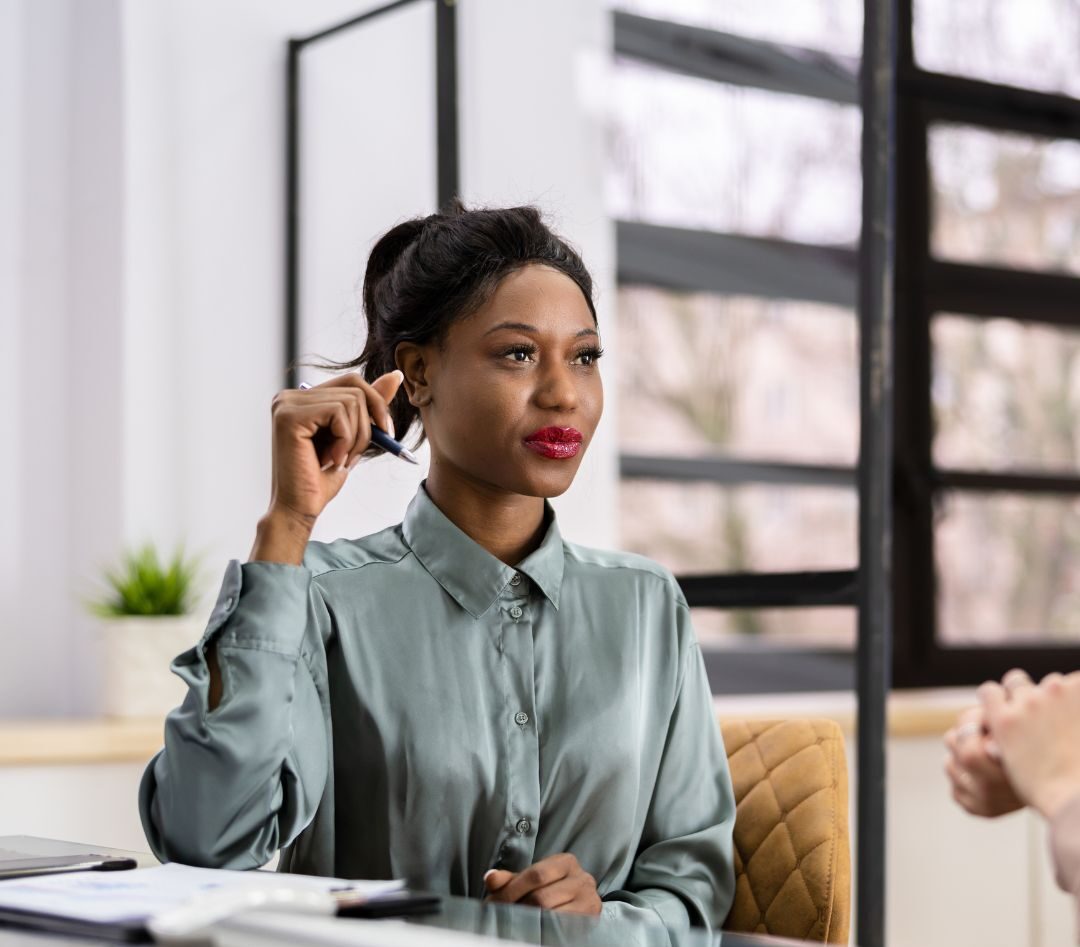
313, 199, 597, 454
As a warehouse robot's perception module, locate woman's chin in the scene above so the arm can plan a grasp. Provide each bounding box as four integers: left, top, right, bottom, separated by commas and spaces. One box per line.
515, 460, 583, 499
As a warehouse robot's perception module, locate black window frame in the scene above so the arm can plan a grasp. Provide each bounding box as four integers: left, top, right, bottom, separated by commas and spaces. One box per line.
892, 0, 1080, 687
612, 10, 866, 695
612, 3, 1080, 691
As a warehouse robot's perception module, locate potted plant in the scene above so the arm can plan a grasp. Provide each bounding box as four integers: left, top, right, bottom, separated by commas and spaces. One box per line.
88, 545, 204, 719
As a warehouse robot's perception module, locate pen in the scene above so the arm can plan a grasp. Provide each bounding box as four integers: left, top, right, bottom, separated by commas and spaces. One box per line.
298, 381, 419, 465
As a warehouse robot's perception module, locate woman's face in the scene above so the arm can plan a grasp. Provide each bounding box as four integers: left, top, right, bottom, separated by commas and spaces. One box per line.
403, 264, 604, 499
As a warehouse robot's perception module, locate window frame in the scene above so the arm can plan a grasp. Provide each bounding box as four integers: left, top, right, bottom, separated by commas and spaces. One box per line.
892, 0, 1080, 686
613, 9, 865, 692
612, 3, 1080, 691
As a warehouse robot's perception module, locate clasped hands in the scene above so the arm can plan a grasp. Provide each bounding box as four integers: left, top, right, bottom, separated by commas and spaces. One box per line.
945, 668, 1080, 821
483, 852, 602, 915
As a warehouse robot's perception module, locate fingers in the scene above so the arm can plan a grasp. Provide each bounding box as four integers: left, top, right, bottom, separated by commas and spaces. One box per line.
1002, 668, 1034, 698
1041, 671, 1065, 693
307, 370, 400, 437
368, 370, 405, 433
483, 869, 514, 893
296, 391, 361, 472
977, 681, 1009, 727
521, 876, 594, 912
299, 370, 403, 470
945, 755, 978, 811
485, 854, 577, 905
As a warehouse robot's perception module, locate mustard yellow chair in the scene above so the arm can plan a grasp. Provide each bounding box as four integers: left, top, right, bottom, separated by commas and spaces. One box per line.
720, 718, 851, 943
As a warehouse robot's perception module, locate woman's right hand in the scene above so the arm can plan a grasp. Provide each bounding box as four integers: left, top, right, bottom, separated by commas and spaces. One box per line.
268, 369, 404, 521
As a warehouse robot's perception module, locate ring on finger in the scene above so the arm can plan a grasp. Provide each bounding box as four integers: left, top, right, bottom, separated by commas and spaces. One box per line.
954, 721, 982, 742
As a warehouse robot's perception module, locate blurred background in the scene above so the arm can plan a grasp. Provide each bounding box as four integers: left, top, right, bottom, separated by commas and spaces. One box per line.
1, 1, 1078, 944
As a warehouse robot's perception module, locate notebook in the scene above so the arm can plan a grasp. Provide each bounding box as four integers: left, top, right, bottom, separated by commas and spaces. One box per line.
0, 860, 409, 942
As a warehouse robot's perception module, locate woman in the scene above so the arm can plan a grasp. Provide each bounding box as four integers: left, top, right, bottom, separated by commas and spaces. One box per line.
139, 202, 736, 929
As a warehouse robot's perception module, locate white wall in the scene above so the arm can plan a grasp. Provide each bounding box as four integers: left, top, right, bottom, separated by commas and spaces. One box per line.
2, 0, 615, 717
0, 0, 25, 702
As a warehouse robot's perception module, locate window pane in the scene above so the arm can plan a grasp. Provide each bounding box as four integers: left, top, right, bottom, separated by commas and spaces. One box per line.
618, 480, 857, 574
930, 124, 1080, 276
691, 607, 854, 646
613, 0, 864, 59
914, 0, 1080, 99
933, 314, 1080, 472
937, 492, 1080, 644
617, 288, 858, 465
608, 61, 861, 244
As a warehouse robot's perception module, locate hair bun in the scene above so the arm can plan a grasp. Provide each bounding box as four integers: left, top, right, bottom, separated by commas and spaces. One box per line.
363, 218, 426, 318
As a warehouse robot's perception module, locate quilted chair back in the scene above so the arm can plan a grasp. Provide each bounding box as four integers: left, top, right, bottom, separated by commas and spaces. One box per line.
721, 718, 851, 943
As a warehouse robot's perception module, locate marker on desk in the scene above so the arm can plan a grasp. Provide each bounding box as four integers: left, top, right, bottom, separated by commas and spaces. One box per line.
299, 381, 419, 465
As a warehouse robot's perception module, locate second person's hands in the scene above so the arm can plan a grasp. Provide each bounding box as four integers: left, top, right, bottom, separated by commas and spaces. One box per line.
944, 705, 1024, 819
978, 669, 1080, 821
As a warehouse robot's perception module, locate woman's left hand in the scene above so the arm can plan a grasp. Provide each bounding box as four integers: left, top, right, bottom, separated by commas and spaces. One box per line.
483, 852, 602, 915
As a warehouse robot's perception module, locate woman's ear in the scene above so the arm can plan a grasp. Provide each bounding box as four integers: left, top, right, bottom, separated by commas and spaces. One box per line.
394, 343, 432, 407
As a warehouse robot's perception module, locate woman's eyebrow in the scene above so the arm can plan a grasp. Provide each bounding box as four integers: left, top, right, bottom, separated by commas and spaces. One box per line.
483, 321, 598, 339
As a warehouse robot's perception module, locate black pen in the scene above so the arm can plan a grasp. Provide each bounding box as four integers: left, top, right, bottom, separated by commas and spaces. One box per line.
298, 381, 419, 465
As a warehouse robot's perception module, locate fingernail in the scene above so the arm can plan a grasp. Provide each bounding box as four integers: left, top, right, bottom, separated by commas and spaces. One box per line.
387, 418, 396, 438
321, 460, 334, 472
483, 869, 495, 882
347, 455, 361, 471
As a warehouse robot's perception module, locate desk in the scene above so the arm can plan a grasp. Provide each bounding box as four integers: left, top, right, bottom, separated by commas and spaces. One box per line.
0, 839, 818, 947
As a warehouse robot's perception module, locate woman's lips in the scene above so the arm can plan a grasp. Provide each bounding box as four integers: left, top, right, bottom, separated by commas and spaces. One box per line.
523, 427, 583, 460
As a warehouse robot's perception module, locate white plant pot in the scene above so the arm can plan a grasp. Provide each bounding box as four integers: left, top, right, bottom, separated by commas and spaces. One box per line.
99, 615, 204, 719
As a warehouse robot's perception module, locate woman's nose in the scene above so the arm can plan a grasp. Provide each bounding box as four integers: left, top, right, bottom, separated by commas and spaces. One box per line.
535, 362, 580, 411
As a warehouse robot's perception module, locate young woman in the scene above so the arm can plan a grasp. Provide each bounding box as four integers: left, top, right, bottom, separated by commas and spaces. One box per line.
139, 202, 736, 929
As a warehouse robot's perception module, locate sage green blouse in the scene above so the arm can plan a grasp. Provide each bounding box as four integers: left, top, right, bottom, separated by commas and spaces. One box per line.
139, 481, 735, 930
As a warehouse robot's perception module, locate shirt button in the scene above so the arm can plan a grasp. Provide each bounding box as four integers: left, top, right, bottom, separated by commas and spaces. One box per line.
509, 605, 523, 620
510, 573, 522, 587
224, 597, 235, 610
514, 711, 529, 726
515, 818, 531, 835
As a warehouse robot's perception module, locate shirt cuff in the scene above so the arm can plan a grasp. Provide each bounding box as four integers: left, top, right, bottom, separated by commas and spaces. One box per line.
602, 889, 693, 930
200, 559, 314, 656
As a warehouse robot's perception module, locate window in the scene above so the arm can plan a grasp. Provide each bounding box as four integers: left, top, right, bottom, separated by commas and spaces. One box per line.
893, 0, 1080, 684
608, 2, 862, 688
929, 125, 1080, 276
609, 0, 1080, 689
913, 0, 1080, 100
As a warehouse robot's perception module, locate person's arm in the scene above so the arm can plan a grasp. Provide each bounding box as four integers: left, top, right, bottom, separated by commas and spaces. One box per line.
138, 369, 404, 869
1050, 794, 1080, 904
138, 537, 332, 869
601, 623, 737, 930
977, 670, 1080, 940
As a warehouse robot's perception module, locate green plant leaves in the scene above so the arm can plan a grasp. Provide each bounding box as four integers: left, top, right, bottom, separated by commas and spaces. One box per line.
88, 545, 201, 617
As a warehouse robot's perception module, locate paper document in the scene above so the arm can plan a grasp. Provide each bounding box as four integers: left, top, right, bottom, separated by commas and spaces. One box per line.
0, 862, 404, 925
218, 913, 508, 947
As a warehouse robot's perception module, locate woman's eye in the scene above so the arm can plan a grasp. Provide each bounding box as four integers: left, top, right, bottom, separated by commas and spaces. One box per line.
503, 345, 535, 362
500, 344, 604, 365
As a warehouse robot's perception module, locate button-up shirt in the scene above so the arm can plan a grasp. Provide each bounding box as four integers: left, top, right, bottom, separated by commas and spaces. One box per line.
139, 482, 736, 930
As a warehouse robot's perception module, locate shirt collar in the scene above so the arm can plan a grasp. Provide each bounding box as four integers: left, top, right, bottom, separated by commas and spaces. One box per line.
401, 480, 564, 618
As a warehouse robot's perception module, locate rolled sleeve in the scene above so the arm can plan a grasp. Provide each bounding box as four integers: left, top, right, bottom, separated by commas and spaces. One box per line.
138, 559, 332, 870
603, 622, 736, 931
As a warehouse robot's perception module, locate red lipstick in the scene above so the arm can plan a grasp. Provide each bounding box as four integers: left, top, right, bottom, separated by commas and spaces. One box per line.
523, 426, 583, 460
